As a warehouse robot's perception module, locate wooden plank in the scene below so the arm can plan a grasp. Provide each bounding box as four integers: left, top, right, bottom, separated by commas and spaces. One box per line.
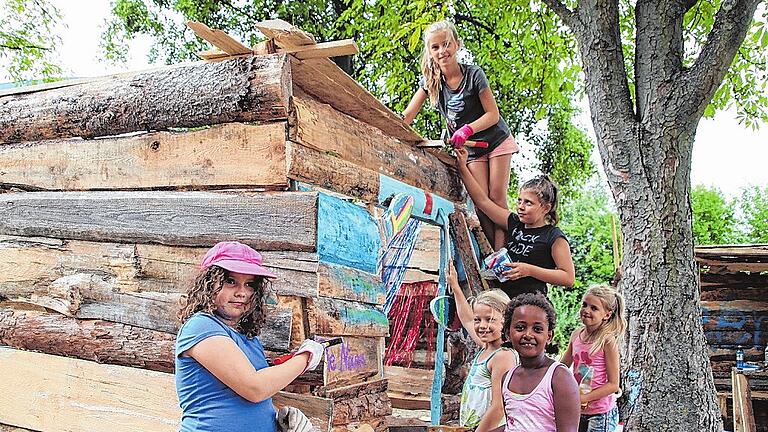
187, 21, 252, 55
700, 272, 768, 289
255, 19, 316, 48
0, 191, 318, 250
377, 175, 457, 224
285, 140, 379, 202
321, 379, 392, 426
272, 392, 333, 432
317, 192, 381, 273
0, 122, 289, 191
385, 366, 434, 397
290, 57, 422, 143
309, 296, 389, 337
0, 347, 333, 432
0, 55, 291, 144
323, 336, 384, 387
449, 210, 486, 297
0, 346, 180, 432
701, 287, 768, 302
732, 369, 757, 432
318, 263, 386, 305
200, 40, 359, 61
702, 300, 768, 313
0, 306, 175, 372
0, 236, 318, 299
291, 94, 462, 202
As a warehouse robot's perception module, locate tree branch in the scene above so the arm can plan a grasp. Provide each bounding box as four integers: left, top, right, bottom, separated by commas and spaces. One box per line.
541, 0, 577, 29
453, 13, 498, 39
0, 42, 50, 51
684, 0, 762, 118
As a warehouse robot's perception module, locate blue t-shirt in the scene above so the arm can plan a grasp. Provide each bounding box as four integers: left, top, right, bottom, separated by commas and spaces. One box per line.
175, 313, 277, 432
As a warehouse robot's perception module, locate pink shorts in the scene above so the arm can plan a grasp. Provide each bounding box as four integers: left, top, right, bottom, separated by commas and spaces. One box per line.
468, 135, 520, 163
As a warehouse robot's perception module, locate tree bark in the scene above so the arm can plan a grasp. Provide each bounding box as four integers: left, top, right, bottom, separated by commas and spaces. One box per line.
541, 0, 762, 429
0, 55, 291, 144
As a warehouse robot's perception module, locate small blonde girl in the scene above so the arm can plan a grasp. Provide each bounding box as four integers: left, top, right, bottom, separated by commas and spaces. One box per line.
447, 265, 518, 430
561, 285, 627, 432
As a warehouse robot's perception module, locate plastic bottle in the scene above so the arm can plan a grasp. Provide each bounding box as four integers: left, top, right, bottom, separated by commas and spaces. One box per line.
736, 346, 744, 369
764, 344, 767, 367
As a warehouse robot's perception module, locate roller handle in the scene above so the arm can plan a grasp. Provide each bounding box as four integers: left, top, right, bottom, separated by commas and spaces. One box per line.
273, 338, 343, 365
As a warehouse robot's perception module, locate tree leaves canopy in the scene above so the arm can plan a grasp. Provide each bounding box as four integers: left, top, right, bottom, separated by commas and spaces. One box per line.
0, 0, 63, 82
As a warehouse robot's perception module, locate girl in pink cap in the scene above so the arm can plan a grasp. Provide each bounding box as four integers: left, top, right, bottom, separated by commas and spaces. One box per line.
175, 241, 322, 432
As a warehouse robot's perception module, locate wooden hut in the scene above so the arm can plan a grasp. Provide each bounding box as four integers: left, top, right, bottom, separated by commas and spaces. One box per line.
0, 21, 473, 431
696, 244, 768, 431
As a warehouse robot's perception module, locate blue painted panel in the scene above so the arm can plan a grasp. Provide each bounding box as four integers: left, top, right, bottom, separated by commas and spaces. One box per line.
320, 262, 386, 305
317, 193, 381, 273
378, 175, 455, 225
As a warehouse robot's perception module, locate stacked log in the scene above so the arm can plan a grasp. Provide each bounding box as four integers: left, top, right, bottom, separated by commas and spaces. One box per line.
0, 52, 462, 431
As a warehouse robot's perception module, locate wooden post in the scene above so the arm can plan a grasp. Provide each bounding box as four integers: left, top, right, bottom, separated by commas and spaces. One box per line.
732, 368, 756, 432
449, 210, 487, 297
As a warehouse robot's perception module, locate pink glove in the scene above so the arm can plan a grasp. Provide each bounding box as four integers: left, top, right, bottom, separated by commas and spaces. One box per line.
450, 124, 474, 148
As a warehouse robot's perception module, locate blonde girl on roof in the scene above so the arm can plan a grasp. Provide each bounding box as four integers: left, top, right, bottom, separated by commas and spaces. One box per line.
447, 263, 518, 430
560, 285, 627, 432
403, 20, 519, 250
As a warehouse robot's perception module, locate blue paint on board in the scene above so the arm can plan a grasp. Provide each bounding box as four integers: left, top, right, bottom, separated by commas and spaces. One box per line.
378, 175, 455, 224
317, 193, 381, 273
325, 262, 385, 304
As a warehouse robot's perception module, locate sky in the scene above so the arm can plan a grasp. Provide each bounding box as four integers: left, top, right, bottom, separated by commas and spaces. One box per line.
3, 0, 768, 198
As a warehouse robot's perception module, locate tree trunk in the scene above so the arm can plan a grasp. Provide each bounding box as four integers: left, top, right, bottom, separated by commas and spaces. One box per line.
612, 125, 722, 430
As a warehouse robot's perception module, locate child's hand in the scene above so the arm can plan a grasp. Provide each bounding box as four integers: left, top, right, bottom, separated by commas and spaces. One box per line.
455, 147, 469, 166
446, 262, 459, 290
450, 124, 474, 148
502, 262, 534, 280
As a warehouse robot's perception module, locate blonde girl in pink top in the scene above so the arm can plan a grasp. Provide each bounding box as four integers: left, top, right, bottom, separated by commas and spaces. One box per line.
561, 285, 627, 432
482, 293, 580, 432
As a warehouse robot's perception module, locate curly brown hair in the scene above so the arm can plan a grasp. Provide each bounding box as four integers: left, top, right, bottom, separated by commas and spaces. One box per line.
502, 293, 557, 338
177, 265, 268, 338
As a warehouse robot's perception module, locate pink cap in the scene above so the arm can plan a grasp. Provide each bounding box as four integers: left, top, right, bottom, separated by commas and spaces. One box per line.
200, 241, 277, 279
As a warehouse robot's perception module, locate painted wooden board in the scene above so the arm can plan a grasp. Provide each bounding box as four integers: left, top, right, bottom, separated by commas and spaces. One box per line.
309, 296, 389, 337
318, 262, 385, 305
317, 192, 381, 274
0, 306, 175, 372
0, 122, 289, 191
0, 347, 333, 432
378, 175, 456, 225
291, 94, 463, 202
289, 57, 421, 143
0, 56, 292, 144
322, 336, 384, 387
0, 191, 318, 250
285, 140, 380, 203
0, 236, 318, 299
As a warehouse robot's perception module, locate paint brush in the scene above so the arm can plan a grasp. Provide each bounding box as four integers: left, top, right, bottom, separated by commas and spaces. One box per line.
272, 337, 343, 365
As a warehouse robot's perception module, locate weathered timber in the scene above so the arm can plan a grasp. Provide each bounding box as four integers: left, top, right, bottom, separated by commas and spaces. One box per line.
732, 370, 757, 432
290, 94, 462, 202
0, 55, 292, 144
695, 245, 768, 262
700, 272, 768, 289
289, 57, 420, 143
701, 287, 768, 302
385, 366, 434, 398
0, 346, 180, 432
322, 336, 384, 387
317, 192, 381, 274
4, 285, 292, 349
0, 236, 318, 298
256, 19, 316, 48
449, 210, 486, 297
0, 347, 333, 432
277, 295, 308, 347
0, 191, 317, 250
187, 21, 252, 55
0, 122, 289, 191
285, 140, 379, 202
408, 224, 441, 273
0, 425, 33, 432
0, 307, 175, 372
309, 296, 389, 337
316, 379, 392, 426
701, 300, 768, 313
318, 263, 386, 305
